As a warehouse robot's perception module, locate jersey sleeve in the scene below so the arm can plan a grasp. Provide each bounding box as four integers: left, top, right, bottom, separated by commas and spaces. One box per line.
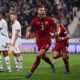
61, 25, 68, 36
30, 19, 35, 28
15, 23, 21, 31
50, 18, 58, 27
0, 22, 3, 30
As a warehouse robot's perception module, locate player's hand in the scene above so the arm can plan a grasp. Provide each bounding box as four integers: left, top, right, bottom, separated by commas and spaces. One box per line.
12, 42, 15, 46
26, 33, 30, 39
58, 37, 62, 41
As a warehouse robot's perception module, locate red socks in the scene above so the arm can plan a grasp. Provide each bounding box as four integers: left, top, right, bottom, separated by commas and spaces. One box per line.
63, 57, 69, 72
30, 56, 41, 73
42, 56, 52, 65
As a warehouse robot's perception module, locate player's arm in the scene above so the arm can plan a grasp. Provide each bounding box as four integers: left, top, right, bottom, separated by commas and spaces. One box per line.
58, 26, 71, 41
12, 30, 19, 46
26, 27, 31, 39
26, 19, 35, 39
61, 34, 70, 40
51, 19, 60, 36
55, 25, 60, 36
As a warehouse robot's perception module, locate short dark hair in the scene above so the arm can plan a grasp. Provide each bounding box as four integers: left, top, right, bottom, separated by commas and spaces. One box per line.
10, 12, 16, 15
56, 16, 60, 21
38, 5, 45, 9
0, 11, 4, 16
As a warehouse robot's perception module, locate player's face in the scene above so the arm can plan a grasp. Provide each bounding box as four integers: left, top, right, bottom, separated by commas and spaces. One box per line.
38, 7, 46, 19
10, 14, 14, 21
53, 18, 59, 24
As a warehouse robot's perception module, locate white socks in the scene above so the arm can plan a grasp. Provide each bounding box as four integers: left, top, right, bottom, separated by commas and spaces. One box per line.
14, 56, 19, 69
5, 56, 11, 70
0, 56, 3, 70
14, 56, 23, 69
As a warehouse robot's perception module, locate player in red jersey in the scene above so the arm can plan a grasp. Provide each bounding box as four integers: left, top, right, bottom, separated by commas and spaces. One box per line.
25, 6, 60, 78
52, 17, 70, 74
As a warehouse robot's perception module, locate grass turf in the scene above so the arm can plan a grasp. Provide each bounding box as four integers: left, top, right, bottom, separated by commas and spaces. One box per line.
0, 53, 80, 80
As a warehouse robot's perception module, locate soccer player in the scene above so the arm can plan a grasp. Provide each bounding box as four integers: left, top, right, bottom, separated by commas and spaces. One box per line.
25, 6, 60, 78
0, 11, 11, 72
52, 17, 70, 74
10, 13, 23, 71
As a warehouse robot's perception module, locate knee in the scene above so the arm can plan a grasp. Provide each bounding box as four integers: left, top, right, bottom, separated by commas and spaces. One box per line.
52, 53, 57, 59
62, 54, 67, 59
36, 55, 41, 59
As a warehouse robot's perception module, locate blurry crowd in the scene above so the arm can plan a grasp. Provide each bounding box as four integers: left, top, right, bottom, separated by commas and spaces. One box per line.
0, 0, 80, 38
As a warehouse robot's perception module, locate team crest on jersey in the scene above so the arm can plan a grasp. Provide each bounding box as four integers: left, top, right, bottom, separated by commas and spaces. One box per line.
45, 21, 48, 24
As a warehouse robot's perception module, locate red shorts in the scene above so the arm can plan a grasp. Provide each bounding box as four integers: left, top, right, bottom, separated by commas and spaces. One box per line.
37, 43, 51, 51
53, 43, 69, 54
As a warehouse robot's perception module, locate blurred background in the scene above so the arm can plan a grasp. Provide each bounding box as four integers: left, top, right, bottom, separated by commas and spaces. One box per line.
0, 0, 80, 53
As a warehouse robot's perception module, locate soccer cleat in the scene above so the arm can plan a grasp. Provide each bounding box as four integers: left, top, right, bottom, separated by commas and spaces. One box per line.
13, 68, 19, 71
6, 69, 11, 72
64, 71, 70, 74
25, 72, 32, 78
51, 62, 55, 72
0, 69, 4, 72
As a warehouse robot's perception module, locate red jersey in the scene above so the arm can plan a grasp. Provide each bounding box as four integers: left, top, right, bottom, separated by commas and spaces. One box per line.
30, 16, 57, 44
53, 24, 69, 46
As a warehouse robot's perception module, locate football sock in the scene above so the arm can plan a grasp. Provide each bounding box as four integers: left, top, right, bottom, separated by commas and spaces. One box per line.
17, 55, 23, 69
30, 56, 41, 73
42, 56, 52, 65
5, 56, 11, 70
63, 57, 69, 72
14, 56, 19, 69
0, 56, 3, 70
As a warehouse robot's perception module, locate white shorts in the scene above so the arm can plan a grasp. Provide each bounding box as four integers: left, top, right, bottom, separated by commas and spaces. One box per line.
12, 38, 21, 53
0, 35, 9, 51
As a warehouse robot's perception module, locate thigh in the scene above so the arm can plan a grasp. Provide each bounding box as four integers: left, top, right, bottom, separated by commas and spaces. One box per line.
37, 49, 47, 57
37, 43, 51, 51
62, 46, 68, 54
0, 36, 9, 51
41, 43, 51, 50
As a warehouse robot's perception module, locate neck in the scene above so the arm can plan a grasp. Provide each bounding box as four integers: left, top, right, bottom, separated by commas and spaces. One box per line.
38, 15, 46, 19
0, 18, 2, 20
13, 19, 16, 23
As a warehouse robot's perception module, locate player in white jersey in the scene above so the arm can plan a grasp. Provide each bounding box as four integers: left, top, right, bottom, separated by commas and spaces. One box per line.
10, 13, 23, 71
0, 11, 11, 72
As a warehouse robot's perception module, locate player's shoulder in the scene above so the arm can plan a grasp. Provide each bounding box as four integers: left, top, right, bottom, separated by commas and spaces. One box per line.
15, 20, 21, 25
2, 19, 7, 23
45, 16, 52, 20
45, 16, 51, 19
32, 16, 39, 21
45, 16, 55, 22
1, 19, 7, 26
59, 24, 67, 31
59, 24, 66, 29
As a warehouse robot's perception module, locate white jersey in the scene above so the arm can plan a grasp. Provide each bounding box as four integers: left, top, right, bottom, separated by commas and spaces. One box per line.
12, 20, 21, 53
0, 19, 8, 37
12, 20, 21, 41
0, 19, 9, 51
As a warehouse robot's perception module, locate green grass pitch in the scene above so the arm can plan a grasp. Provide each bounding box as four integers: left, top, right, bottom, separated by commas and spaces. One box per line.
0, 53, 80, 80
